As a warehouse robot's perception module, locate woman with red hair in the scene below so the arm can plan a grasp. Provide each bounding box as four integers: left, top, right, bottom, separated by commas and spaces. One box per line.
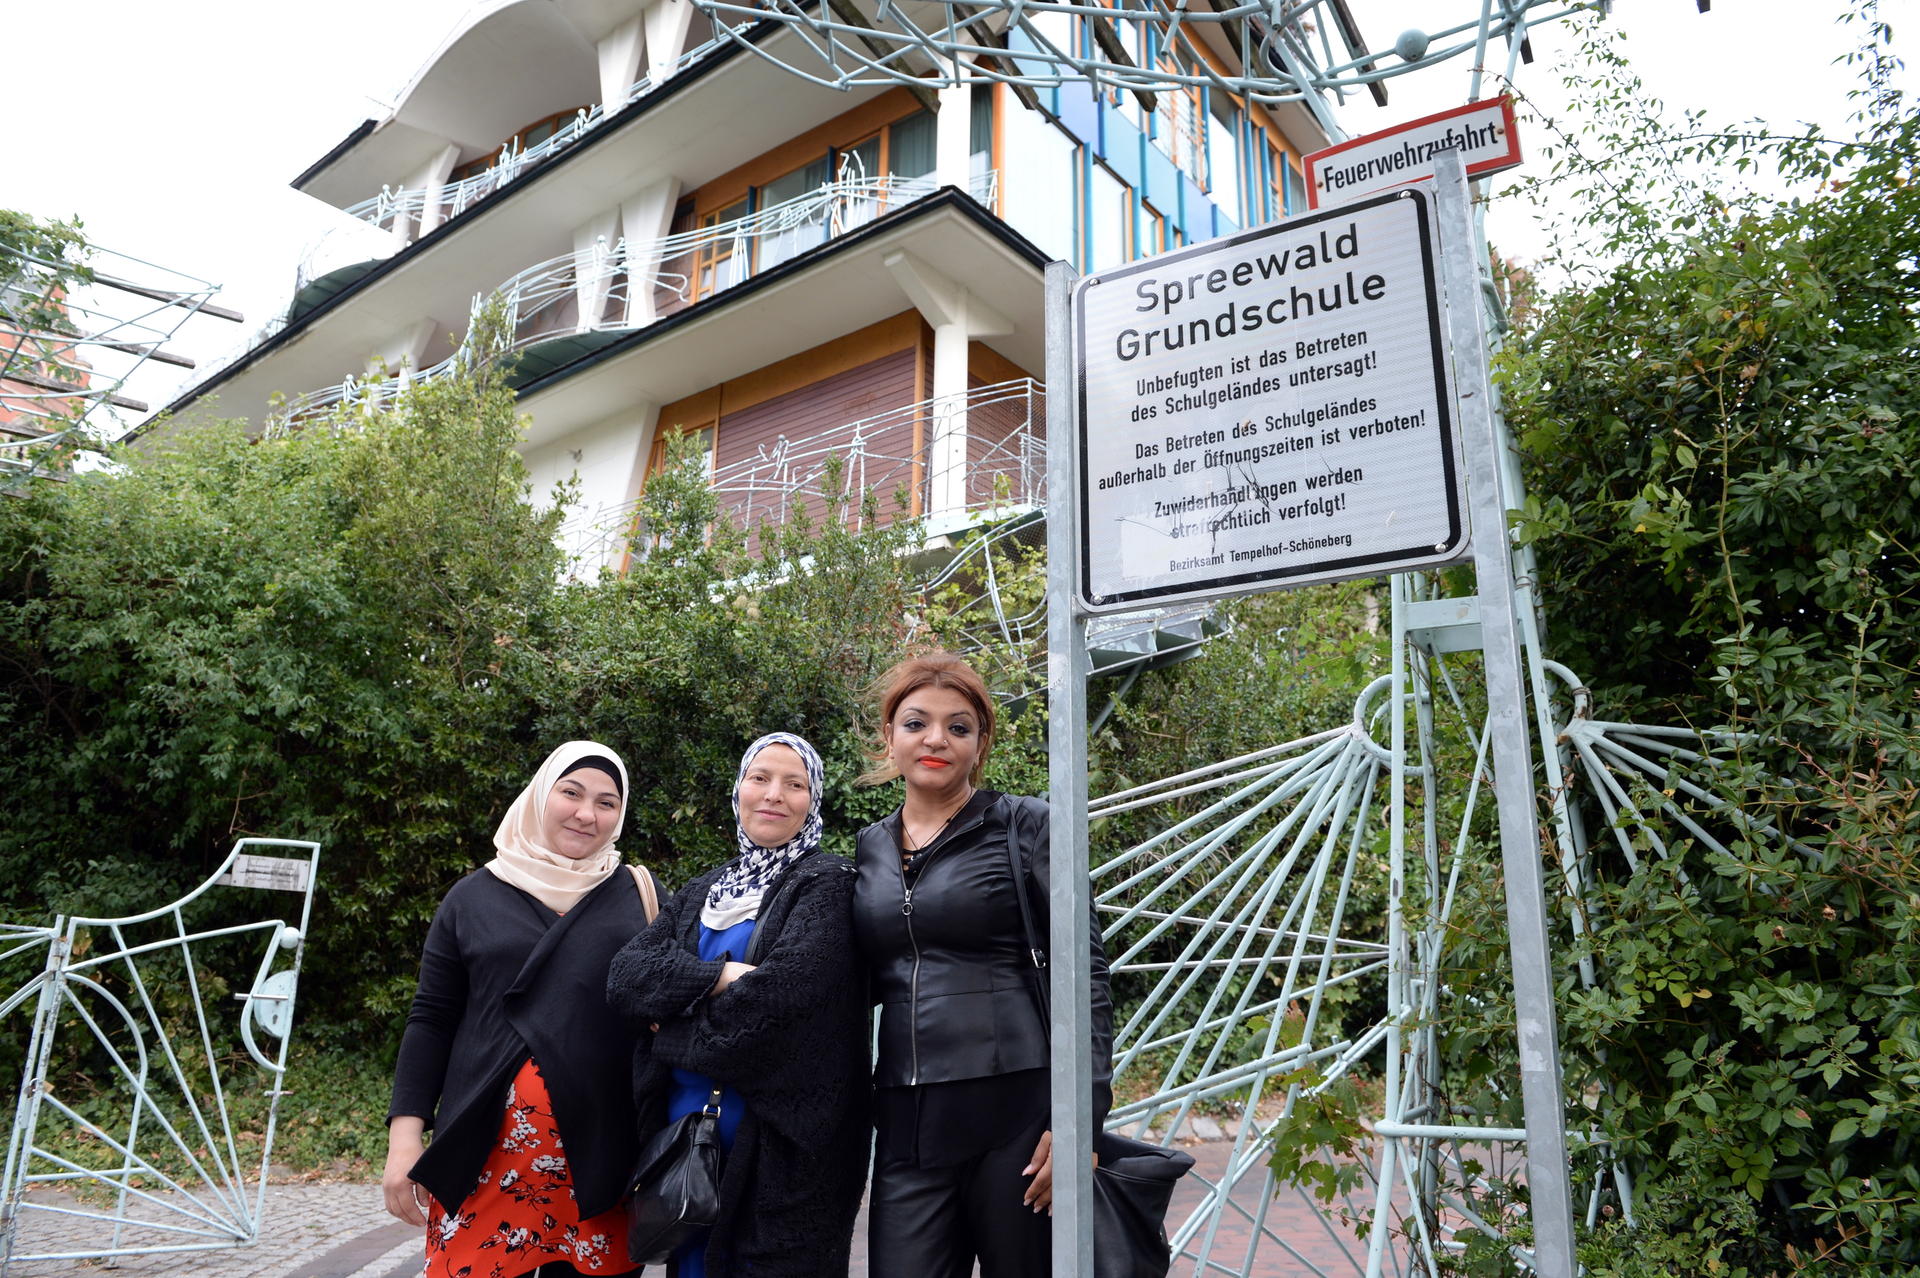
852, 651, 1113, 1276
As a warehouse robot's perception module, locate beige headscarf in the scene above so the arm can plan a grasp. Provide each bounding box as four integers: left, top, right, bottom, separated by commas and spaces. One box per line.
485, 740, 629, 915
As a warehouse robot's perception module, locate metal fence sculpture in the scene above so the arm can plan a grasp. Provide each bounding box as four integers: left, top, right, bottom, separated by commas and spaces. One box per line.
0, 839, 320, 1275
1085, 633, 1791, 1274
686, 0, 1599, 133
1, 237, 242, 486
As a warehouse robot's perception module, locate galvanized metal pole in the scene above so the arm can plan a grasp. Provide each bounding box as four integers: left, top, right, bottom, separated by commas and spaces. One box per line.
1, 929, 66, 1278
1043, 258, 1095, 1276
1433, 146, 1577, 1275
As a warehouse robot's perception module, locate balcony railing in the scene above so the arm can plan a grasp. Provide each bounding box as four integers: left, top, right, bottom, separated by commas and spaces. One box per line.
555, 377, 1046, 569
267, 170, 998, 427
292, 24, 753, 295
551, 377, 1218, 671
652, 168, 996, 314
270, 241, 673, 424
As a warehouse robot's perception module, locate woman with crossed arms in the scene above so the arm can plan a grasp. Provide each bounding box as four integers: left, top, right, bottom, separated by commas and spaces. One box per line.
607, 731, 869, 1278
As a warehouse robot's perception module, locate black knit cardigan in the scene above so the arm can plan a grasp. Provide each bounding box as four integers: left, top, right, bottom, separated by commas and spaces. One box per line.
389, 867, 654, 1219
605, 851, 871, 1278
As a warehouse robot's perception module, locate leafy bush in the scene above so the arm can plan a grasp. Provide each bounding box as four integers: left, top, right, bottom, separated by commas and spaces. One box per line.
1463, 6, 1920, 1266
0, 308, 565, 1045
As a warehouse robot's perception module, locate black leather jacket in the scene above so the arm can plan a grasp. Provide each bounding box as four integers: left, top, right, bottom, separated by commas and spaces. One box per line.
853, 790, 1113, 1093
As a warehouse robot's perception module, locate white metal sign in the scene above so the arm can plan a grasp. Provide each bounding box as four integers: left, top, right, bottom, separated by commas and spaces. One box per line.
1303, 96, 1522, 209
215, 853, 313, 893
1074, 187, 1464, 612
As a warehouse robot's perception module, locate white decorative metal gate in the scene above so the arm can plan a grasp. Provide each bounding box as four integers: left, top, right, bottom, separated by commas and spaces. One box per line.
0, 839, 320, 1273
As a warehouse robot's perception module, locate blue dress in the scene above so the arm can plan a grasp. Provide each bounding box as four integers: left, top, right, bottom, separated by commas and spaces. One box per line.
665, 917, 753, 1278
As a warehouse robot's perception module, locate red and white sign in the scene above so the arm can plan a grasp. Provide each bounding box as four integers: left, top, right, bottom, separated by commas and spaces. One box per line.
1303, 97, 1522, 210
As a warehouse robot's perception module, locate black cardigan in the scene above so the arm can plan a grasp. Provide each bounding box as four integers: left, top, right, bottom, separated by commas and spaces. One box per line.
606, 851, 870, 1278
390, 867, 653, 1219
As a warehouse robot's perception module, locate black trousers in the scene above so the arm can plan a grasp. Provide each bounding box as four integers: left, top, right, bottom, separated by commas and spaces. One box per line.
868, 1115, 1052, 1278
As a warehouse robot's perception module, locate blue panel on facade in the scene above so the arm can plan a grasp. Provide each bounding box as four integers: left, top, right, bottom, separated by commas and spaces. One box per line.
1056, 81, 1100, 148
1214, 205, 1239, 236
1005, 28, 1053, 85
1179, 175, 1209, 240
1144, 146, 1178, 217
1105, 114, 1144, 187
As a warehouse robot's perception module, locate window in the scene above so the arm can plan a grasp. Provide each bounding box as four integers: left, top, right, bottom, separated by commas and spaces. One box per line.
757, 157, 833, 270
1149, 47, 1206, 186
1001, 108, 1079, 265
1206, 90, 1241, 210
889, 110, 937, 185
667, 104, 959, 307
969, 85, 994, 194
1264, 141, 1284, 224
634, 421, 717, 558
838, 109, 940, 230
1284, 159, 1308, 217
1088, 163, 1130, 271
695, 198, 748, 298
647, 423, 715, 478
451, 105, 589, 181
1139, 203, 1169, 258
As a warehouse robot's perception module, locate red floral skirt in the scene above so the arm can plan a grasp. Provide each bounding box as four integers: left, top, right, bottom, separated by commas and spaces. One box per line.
424, 1058, 634, 1278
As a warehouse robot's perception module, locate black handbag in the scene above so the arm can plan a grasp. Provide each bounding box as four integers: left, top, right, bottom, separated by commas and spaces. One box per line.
624, 1085, 725, 1264
622, 875, 794, 1265
1003, 834, 1195, 1278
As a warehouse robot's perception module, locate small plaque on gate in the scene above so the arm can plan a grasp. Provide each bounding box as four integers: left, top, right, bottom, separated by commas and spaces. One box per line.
216, 854, 312, 893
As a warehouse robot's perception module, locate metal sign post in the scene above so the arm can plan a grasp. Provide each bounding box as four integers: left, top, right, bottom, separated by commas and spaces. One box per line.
1047, 144, 1577, 1272
1432, 144, 1576, 1274
1043, 259, 1096, 1276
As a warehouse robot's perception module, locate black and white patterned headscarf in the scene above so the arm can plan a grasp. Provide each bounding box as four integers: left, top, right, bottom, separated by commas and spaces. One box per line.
701, 732, 825, 931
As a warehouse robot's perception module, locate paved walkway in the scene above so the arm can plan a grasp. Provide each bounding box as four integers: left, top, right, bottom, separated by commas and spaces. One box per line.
2, 1143, 1369, 1277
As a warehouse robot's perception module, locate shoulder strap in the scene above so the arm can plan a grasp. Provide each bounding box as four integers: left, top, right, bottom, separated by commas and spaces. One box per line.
1005, 829, 1052, 1033
627, 865, 659, 924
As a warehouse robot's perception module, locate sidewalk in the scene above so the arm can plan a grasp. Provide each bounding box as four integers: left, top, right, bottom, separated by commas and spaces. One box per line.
2, 1142, 1366, 1277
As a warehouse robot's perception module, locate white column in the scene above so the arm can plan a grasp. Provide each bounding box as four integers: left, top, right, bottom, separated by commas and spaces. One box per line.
644, 0, 696, 85
370, 317, 439, 379
884, 250, 1013, 524
412, 143, 462, 237
573, 210, 621, 331
597, 16, 645, 112
525, 403, 660, 578
620, 176, 683, 327
929, 318, 971, 517
934, 83, 972, 194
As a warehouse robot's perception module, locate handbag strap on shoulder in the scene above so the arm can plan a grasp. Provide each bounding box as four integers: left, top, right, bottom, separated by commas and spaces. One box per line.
629, 864, 660, 923
1004, 830, 1052, 1031
702, 1086, 723, 1116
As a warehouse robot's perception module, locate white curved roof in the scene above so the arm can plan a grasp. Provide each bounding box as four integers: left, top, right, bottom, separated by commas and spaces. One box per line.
298, 0, 650, 206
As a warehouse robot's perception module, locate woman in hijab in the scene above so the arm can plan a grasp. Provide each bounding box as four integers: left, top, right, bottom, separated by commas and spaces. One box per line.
384, 741, 660, 1278
606, 732, 869, 1278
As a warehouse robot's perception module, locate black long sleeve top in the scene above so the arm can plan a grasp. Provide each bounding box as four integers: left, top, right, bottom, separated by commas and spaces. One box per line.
389, 867, 653, 1219
606, 851, 871, 1278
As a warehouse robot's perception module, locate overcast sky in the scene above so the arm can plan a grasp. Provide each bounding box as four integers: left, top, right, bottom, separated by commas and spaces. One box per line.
3, 1, 1900, 429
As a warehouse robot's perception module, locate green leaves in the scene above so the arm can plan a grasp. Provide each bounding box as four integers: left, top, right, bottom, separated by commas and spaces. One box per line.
1463, 6, 1920, 1266
1264, 1068, 1370, 1205
0, 307, 562, 1038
